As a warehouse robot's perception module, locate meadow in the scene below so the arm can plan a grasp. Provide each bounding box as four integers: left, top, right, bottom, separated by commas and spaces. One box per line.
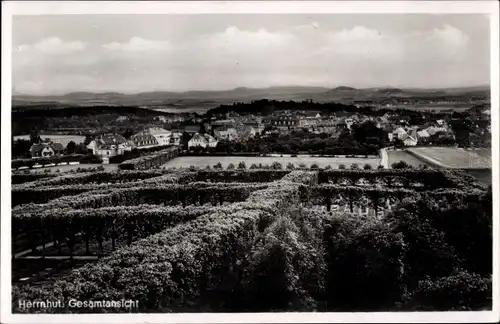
406, 147, 492, 169
386, 150, 427, 167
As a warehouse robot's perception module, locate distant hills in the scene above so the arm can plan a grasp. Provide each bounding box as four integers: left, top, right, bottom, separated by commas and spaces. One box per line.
12, 85, 490, 110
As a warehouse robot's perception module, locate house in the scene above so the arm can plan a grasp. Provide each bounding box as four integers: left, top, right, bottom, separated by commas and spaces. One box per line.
170, 131, 183, 146
426, 126, 447, 136
155, 116, 168, 123
235, 124, 256, 140
116, 116, 129, 122
270, 115, 299, 128
87, 133, 132, 158
203, 134, 218, 148
401, 134, 418, 146
211, 119, 237, 130
130, 132, 159, 149
241, 116, 264, 134
214, 127, 239, 141
188, 133, 208, 148
30, 142, 64, 158
393, 127, 408, 140
416, 129, 431, 143
146, 127, 172, 146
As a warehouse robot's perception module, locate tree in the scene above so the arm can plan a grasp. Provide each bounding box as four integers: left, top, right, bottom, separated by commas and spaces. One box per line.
214, 162, 223, 170
84, 135, 93, 146
363, 164, 373, 170
350, 163, 360, 170
12, 139, 31, 159
66, 141, 77, 154
338, 164, 346, 170
30, 129, 42, 145
227, 163, 236, 170
238, 161, 247, 169
122, 128, 134, 139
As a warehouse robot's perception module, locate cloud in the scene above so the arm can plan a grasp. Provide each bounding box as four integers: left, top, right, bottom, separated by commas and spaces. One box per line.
16, 37, 87, 54
12, 23, 482, 94
101, 37, 171, 52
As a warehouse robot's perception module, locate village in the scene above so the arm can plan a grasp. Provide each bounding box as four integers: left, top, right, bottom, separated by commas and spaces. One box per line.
18, 102, 491, 166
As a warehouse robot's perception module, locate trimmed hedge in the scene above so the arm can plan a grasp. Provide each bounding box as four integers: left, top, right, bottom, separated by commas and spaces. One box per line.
12, 181, 267, 207
119, 147, 179, 170
12, 171, 315, 313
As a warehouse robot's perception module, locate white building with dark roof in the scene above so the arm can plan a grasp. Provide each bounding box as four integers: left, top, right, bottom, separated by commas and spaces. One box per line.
87, 133, 132, 158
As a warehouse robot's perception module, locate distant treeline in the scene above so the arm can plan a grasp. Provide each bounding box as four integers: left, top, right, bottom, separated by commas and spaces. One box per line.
11, 105, 183, 136
206, 99, 488, 120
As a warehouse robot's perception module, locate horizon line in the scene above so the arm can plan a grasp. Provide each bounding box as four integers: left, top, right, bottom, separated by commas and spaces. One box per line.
11, 84, 491, 97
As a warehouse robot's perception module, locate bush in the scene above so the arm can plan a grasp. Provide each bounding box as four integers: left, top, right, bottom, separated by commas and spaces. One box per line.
323, 216, 406, 311
286, 163, 295, 170
338, 164, 346, 170
214, 162, 223, 169
97, 165, 105, 172
238, 161, 247, 170
363, 164, 373, 170
310, 164, 319, 170
249, 164, 259, 170
350, 163, 360, 170
227, 163, 236, 170
298, 163, 307, 169
324, 165, 332, 170
271, 162, 283, 170
377, 165, 384, 170
391, 160, 409, 169
404, 271, 492, 311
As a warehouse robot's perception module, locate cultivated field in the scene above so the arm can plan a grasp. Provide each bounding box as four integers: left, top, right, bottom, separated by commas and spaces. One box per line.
406, 147, 492, 169
162, 156, 381, 169
13, 134, 86, 146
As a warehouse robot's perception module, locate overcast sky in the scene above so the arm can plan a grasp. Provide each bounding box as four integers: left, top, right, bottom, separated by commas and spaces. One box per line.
12, 14, 490, 95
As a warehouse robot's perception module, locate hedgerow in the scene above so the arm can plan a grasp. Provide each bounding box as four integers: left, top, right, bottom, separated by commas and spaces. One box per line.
10, 169, 491, 313
12, 171, 314, 313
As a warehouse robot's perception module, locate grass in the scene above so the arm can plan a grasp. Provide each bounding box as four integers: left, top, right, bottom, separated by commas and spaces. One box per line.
386, 150, 428, 167
406, 147, 492, 169
162, 156, 381, 169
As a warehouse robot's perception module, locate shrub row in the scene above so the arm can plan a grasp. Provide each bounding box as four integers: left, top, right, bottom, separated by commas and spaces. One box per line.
12, 180, 267, 207
11, 154, 86, 169
118, 146, 179, 170
12, 171, 315, 313
15, 170, 169, 189
11, 172, 59, 185
12, 204, 243, 257
12, 171, 198, 212
195, 170, 290, 183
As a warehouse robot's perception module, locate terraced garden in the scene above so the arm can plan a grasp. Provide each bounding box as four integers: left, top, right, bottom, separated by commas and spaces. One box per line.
11, 154, 492, 313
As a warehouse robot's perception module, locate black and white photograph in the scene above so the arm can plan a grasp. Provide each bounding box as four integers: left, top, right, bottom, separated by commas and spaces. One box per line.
1, 1, 499, 323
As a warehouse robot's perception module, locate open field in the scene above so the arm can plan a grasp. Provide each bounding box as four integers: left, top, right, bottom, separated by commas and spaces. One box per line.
386, 149, 428, 167
13, 134, 85, 146
162, 156, 381, 169
406, 147, 492, 169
